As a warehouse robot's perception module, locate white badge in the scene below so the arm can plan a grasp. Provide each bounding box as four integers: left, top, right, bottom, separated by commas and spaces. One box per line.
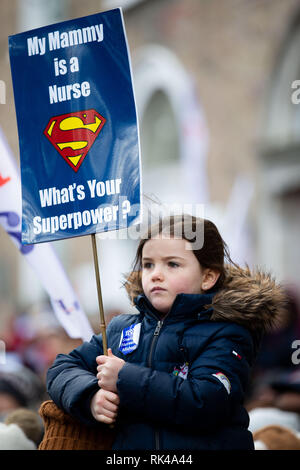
119, 322, 141, 355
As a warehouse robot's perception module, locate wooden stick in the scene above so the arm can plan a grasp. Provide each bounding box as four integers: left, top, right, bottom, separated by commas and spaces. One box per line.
91, 233, 108, 356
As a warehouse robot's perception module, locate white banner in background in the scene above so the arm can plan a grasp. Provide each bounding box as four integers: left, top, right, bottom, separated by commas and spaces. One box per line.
0, 127, 94, 342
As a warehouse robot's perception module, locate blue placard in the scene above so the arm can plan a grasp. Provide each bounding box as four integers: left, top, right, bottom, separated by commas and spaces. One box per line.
9, 8, 141, 244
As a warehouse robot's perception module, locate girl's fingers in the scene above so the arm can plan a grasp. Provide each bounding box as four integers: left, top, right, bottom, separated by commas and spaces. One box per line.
104, 390, 120, 405
96, 414, 116, 424
102, 400, 118, 413
95, 406, 117, 419
97, 388, 120, 404
96, 355, 107, 365
104, 409, 117, 419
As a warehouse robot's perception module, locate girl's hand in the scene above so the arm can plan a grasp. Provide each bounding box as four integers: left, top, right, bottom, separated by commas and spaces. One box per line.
90, 388, 120, 424
96, 348, 125, 393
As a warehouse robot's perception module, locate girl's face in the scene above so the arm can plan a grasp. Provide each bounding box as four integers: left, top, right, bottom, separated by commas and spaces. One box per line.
141, 237, 206, 315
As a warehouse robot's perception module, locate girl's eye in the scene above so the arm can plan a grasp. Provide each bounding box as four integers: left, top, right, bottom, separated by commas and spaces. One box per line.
168, 261, 179, 268
143, 262, 153, 269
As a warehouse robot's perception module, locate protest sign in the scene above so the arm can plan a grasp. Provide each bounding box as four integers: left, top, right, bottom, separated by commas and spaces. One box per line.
9, 8, 141, 245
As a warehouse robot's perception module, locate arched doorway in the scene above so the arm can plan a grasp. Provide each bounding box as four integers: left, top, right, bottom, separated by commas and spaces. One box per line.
133, 44, 209, 207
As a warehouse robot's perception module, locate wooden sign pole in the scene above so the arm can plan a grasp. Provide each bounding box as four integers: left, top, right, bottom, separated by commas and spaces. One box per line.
91, 233, 108, 356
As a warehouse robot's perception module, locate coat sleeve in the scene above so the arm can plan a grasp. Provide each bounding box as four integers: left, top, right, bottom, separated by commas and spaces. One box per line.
116, 324, 254, 431
46, 333, 103, 426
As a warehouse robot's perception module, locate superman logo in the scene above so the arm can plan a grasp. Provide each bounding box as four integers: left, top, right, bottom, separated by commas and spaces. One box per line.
44, 109, 106, 172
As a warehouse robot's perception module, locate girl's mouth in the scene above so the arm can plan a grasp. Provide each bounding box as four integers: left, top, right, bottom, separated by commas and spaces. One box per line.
151, 286, 166, 293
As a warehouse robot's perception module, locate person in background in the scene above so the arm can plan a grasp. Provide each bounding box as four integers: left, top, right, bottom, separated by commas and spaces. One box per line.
5, 408, 44, 448
0, 359, 46, 422
0, 421, 36, 450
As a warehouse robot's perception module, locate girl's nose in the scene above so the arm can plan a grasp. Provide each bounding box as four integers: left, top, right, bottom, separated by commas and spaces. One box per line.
151, 266, 164, 281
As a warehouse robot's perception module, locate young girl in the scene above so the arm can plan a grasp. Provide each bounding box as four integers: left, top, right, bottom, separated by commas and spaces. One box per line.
46, 215, 285, 450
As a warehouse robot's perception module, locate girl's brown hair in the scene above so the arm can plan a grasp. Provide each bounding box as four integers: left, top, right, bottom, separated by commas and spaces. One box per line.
124, 214, 233, 303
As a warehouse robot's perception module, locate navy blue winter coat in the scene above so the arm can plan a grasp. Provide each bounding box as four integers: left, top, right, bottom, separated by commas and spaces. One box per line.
47, 266, 284, 450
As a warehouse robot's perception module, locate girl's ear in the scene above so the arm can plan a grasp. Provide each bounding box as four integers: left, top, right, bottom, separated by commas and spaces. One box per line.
201, 269, 220, 291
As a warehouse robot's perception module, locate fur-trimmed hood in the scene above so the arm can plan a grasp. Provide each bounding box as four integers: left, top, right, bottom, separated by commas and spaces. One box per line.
209, 265, 287, 333
124, 265, 287, 334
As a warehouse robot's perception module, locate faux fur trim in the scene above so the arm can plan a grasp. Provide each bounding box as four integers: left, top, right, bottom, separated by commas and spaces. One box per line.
124, 265, 287, 333
210, 265, 287, 333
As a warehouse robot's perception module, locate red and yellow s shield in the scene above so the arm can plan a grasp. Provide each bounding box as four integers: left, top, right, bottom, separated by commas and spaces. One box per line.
44, 109, 106, 172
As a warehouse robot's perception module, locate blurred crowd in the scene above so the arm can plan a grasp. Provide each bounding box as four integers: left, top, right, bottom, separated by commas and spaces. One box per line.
0, 289, 300, 450
0, 304, 83, 449
245, 286, 300, 449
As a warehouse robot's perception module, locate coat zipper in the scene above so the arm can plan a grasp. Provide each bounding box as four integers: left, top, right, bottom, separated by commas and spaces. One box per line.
148, 320, 163, 367
148, 319, 163, 450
